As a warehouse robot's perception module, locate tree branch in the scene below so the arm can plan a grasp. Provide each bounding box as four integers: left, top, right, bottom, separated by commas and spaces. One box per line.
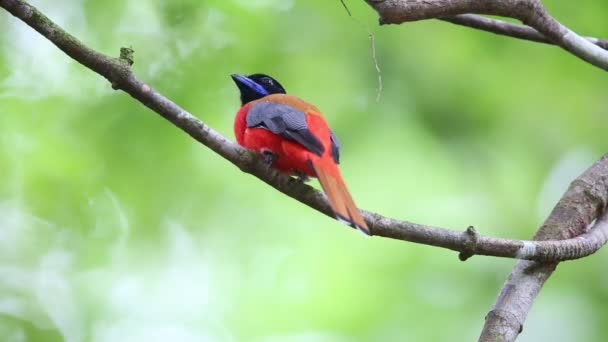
1, 0, 607, 265
479, 155, 608, 341
363, 1, 608, 340
364, 0, 608, 71
4, 2, 608, 339
440, 14, 608, 51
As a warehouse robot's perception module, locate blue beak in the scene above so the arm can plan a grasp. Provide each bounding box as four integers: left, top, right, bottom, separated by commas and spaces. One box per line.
231, 74, 269, 97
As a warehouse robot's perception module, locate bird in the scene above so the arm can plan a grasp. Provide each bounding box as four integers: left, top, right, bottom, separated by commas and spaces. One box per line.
230, 73, 369, 235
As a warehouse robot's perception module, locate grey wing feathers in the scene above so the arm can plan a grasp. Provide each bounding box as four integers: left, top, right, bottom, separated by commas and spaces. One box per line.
329, 130, 340, 164
247, 101, 325, 156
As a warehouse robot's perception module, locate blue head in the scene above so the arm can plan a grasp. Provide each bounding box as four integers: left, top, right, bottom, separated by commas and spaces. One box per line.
231, 73, 286, 105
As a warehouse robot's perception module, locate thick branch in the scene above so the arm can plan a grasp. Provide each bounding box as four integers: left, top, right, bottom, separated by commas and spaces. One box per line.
479, 155, 608, 341
441, 14, 608, 51
364, 0, 608, 71
2, 0, 607, 265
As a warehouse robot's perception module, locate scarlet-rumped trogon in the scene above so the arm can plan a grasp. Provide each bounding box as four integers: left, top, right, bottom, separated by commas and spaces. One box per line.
231, 73, 369, 234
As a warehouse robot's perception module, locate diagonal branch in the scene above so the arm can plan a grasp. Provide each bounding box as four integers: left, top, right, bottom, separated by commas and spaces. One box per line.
479, 155, 608, 341
1, 0, 607, 265
364, 0, 608, 71
440, 14, 608, 51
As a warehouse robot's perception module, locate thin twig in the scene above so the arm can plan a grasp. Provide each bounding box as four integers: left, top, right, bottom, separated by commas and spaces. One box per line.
368, 32, 383, 102
339, 0, 352, 16
339, 0, 383, 100
441, 14, 608, 51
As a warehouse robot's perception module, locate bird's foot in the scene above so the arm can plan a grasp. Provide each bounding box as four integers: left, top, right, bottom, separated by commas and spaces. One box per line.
261, 150, 278, 168
290, 170, 310, 184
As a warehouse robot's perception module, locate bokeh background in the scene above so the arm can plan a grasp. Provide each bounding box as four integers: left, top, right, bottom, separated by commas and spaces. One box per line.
1, 0, 607, 341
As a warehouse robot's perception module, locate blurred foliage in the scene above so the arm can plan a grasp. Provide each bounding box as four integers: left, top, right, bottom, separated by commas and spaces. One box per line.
0, 0, 607, 341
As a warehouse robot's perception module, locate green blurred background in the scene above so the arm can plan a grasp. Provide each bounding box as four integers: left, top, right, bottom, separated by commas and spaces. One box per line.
0, 0, 606, 341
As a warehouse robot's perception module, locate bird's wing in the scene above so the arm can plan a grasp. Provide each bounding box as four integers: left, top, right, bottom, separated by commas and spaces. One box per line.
329, 130, 340, 164
247, 101, 325, 156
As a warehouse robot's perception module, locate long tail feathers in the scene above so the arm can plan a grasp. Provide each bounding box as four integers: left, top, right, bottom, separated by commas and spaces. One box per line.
310, 159, 370, 235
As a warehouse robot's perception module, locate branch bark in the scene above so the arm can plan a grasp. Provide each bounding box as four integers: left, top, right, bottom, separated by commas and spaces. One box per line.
479, 156, 608, 342
365, 0, 608, 71
441, 14, 608, 51
1, 0, 607, 266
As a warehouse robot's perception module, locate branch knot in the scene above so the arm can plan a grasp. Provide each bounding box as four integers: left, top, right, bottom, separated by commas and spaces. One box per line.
459, 226, 479, 261
119, 46, 134, 66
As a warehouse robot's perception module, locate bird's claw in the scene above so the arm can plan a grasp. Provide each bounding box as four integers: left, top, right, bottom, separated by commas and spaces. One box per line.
261, 150, 278, 167
290, 170, 310, 184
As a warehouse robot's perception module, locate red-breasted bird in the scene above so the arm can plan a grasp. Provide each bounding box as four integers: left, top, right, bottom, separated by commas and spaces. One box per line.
231, 73, 369, 234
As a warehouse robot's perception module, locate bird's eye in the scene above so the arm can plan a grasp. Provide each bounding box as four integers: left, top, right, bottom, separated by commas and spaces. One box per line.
261, 77, 274, 86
